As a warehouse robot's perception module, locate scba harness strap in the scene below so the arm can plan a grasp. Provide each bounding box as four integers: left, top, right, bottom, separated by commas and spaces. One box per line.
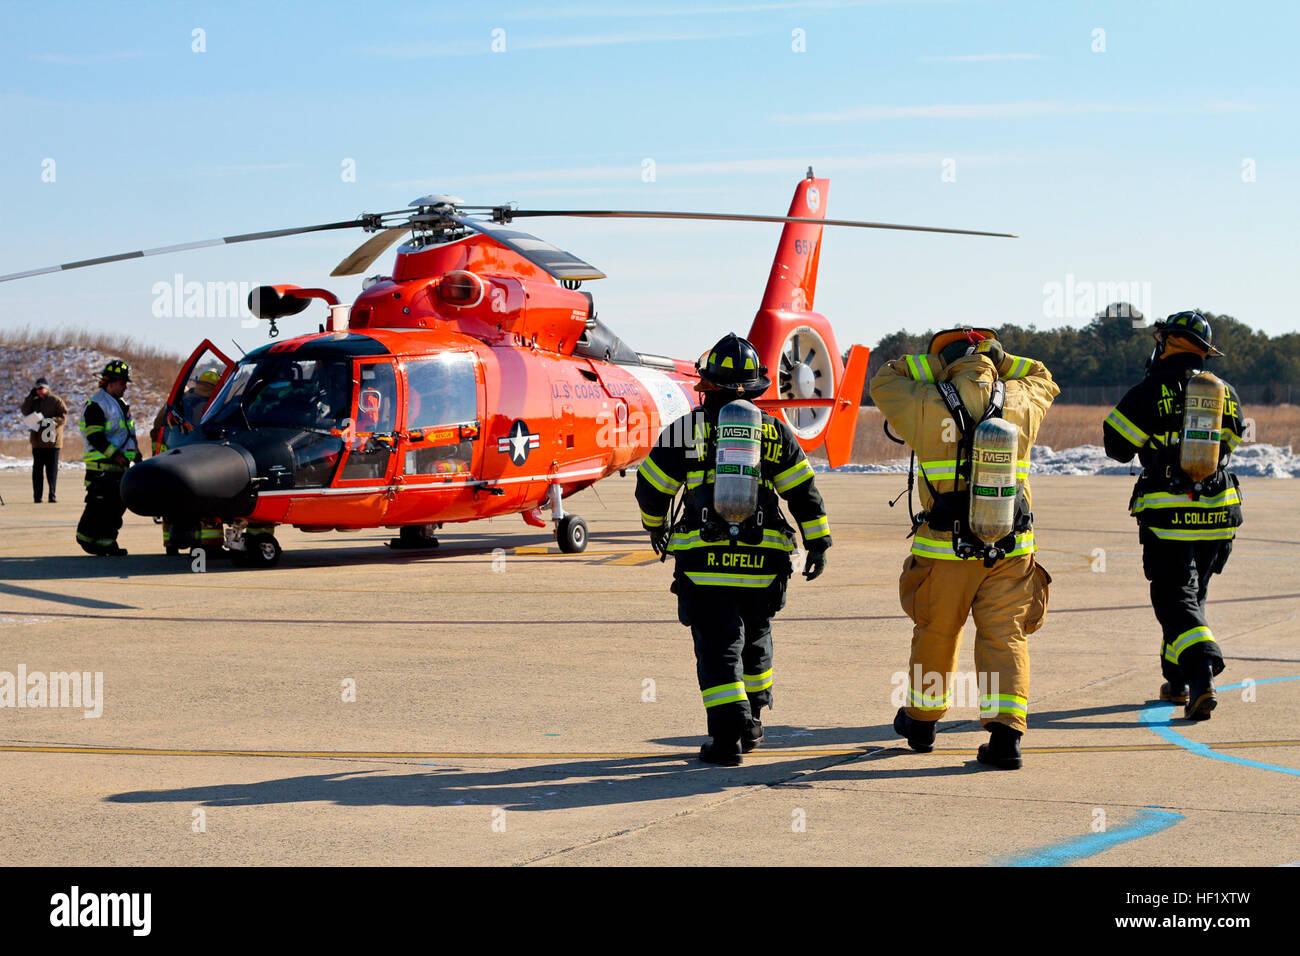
913, 379, 1031, 566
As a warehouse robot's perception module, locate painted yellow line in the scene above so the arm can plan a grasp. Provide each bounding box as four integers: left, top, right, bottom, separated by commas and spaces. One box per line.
3, 740, 1298, 760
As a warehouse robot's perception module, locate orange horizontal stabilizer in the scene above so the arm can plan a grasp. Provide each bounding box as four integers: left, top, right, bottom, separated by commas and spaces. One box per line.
823, 344, 870, 469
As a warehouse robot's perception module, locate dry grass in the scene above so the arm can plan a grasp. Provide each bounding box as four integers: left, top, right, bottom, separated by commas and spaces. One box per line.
0, 326, 182, 388
841, 404, 1300, 464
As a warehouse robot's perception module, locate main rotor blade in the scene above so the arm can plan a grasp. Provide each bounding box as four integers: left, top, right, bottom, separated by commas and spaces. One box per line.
0, 216, 390, 284
503, 209, 1017, 239
330, 226, 412, 277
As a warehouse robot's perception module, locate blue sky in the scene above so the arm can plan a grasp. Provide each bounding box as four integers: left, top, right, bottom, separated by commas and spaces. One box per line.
0, 0, 1295, 361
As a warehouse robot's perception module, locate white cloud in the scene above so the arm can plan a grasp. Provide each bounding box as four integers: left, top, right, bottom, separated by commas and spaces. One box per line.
364, 30, 753, 58
28, 51, 145, 65
920, 53, 1048, 62
379, 150, 1016, 191
772, 101, 1150, 122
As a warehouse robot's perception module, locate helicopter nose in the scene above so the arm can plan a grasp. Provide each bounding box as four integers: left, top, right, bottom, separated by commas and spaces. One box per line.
122, 442, 258, 519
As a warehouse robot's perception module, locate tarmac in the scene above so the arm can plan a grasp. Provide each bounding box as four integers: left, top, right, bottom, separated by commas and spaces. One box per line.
0, 470, 1297, 866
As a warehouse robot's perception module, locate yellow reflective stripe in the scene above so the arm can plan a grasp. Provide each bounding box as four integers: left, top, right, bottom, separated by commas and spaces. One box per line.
685, 469, 706, 489
980, 693, 1028, 715
1004, 356, 1032, 380
80, 424, 105, 435
1147, 527, 1236, 541
684, 572, 777, 588
773, 459, 814, 493
920, 460, 961, 481
1016, 459, 1030, 480
908, 685, 951, 711
910, 531, 1035, 560
904, 354, 937, 383
1223, 429, 1242, 450
669, 530, 793, 552
1166, 626, 1214, 663
637, 455, 681, 495
1005, 530, 1036, 557
701, 682, 747, 708
743, 669, 773, 692
1133, 489, 1241, 512
640, 509, 664, 528
1105, 408, 1148, 447
800, 516, 830, 540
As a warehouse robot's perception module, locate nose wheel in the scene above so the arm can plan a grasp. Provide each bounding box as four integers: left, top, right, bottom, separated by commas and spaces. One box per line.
233, 533, 282, 568
556, 514, 588, 554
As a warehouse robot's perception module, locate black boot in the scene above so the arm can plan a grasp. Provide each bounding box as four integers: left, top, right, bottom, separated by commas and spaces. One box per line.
893, 706, 936, 753
977, 722, 1023, 770
699, 740, 743, 766
1185, 660, 1217, 721
742, 719, 764, 753
1159, 681, 1189, 704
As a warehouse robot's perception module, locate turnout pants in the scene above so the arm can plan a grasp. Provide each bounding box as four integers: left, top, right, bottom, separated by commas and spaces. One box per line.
32, 447, 59, 501
1140, 529, 1229, 683
898, 552, 1050, 735
678, 574, 785, 745
76, 470, 127, 554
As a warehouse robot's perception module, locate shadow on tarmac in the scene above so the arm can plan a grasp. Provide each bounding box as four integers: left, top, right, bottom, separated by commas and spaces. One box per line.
0, 529, 647, 583
103, 747, 982, 812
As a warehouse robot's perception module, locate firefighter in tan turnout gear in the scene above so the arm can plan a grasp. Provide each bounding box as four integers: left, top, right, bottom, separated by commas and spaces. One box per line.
870, 329, 1058, 769
636, 334, 831, 767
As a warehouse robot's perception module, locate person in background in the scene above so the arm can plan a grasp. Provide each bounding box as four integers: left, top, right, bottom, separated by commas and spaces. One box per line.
21, 376, 67, 504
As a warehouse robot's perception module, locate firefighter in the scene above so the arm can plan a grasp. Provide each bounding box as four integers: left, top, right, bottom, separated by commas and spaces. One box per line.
151, 369, 225, 557
76, 360, 139, 556
636, 333, 831, 766
870, 329, 1058, 770
1103, 311, 1244, 721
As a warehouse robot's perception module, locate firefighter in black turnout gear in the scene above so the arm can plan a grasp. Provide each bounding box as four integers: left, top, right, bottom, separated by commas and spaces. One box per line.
1104, 312, 1245, 720
636, 334, 831, 766
76, 360, 140, 556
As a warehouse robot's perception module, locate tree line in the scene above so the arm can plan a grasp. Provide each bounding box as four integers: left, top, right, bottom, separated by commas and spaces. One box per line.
859, 306, 1300, 405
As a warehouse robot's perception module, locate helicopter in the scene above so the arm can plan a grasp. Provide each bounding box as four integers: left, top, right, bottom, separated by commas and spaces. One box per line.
1, 170, 1014, 566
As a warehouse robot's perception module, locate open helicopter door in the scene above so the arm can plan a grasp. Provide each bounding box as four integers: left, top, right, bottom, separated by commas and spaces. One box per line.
152, 339, 234, 456
396, 351, 484, 485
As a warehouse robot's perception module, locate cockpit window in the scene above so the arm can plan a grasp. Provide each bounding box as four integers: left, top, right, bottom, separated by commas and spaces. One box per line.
406, 354, 478, 429
204, 357, 352, 432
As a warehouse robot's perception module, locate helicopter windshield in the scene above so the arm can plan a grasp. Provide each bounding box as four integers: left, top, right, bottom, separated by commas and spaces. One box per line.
203, 357, 353, 432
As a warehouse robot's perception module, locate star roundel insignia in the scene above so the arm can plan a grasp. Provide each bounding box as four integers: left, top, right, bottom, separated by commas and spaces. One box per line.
496, 419, 540, 466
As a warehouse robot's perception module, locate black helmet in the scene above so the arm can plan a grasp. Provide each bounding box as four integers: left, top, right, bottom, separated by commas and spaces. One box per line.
695, 333, 771, 398
1154, 311, 1224, 357
100, 359, 131, 382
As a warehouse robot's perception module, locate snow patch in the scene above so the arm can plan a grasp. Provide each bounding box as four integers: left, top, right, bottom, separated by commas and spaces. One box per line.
815, 444, 1300, 478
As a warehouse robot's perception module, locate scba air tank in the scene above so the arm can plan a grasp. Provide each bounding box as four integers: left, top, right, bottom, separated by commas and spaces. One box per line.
968, 418, 1020, 544
712, 400, 763, 526
1181, 371, 1226, 483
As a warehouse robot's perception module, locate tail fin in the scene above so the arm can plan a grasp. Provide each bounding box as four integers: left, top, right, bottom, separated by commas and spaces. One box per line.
749, 170, 850, 457
759, 169, 827, 313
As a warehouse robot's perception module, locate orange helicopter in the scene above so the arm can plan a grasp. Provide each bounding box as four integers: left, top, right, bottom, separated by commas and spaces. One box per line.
1, 170, 1013, 566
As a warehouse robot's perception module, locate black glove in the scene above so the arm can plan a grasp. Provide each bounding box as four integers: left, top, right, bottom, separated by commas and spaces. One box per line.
803, 543, 829, 581
649, 527, 670, 556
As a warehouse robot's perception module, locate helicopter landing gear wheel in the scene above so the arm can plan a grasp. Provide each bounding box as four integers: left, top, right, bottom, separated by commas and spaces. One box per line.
234, 533, 281, 568
391, 525, 439, 549
556, 514, 588, 554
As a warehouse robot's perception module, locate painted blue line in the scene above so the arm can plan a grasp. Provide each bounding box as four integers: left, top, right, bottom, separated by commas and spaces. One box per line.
996, 808, 1184, 867
1139, 675, 1300, 777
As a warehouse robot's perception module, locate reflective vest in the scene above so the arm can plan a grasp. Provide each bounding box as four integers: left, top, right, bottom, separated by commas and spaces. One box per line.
82, 389, 139, 472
